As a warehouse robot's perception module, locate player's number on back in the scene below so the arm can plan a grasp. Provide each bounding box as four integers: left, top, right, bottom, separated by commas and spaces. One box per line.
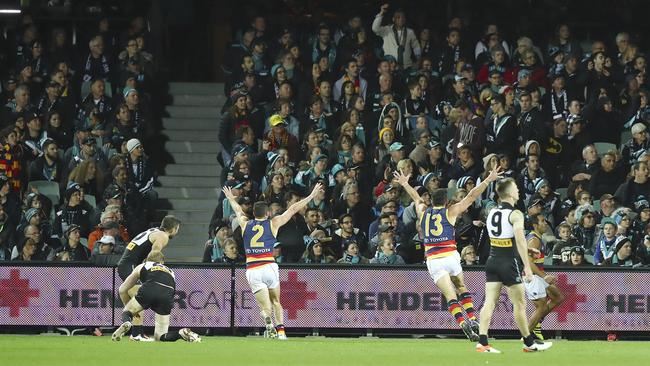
424, 213, 444, 236
250, 225, 265, 247
490, 211, 502, 236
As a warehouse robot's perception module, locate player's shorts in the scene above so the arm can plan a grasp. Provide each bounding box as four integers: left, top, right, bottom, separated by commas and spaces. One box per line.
426, 251, 462, 283
135, 282, 175, 315
524, 275, 550, 300
117, 262, 136, 281
485, 256, 523, 286
245, 263, 280, 293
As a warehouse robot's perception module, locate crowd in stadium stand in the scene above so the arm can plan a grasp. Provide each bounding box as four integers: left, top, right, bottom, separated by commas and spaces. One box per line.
0, 9, 161, 262
208, 4, 650, 268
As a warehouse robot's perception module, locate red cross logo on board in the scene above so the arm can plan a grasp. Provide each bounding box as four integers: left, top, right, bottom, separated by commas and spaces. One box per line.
280, 271, 317, 320
554, 273, 587, 322
0, 269, 40, 317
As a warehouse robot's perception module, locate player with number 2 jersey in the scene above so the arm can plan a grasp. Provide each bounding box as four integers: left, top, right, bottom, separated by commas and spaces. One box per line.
223, 183, 324, 340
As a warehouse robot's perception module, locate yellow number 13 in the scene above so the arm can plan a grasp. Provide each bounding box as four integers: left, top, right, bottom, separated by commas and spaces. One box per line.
250, 225, 265, 247
425, 213, 444, 236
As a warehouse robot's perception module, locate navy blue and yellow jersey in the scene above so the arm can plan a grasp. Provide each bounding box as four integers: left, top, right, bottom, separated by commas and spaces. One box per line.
242, 219, 276, 269
419, 207, 457, 259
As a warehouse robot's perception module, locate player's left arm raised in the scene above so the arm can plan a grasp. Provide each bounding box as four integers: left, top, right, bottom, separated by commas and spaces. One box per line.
393, 171, 426, 218
448, 167, 502, 220
222, 186, 249, 231
271, 183, 324, 231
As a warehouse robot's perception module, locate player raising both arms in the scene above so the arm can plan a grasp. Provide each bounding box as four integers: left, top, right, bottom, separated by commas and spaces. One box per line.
222, 183, 324, 340
112, 251, 200, 342
525, 214, 565, 340
476, 178, 552, 353
115, 215, 181, 341
394, 166, 502, 341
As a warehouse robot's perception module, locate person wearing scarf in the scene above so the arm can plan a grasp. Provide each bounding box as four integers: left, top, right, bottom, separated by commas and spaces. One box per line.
54, 184, 91, 238
337, 240, 370, 264
593, 220, 618, 264
81, 36, 111, 83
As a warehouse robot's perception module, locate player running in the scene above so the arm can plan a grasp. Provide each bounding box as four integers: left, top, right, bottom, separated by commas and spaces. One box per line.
525, 214, 565, 340
222, 183, 324, 340
112, 250, 200, 342
476, 178, 552, 353
115, 215, 181, 341
394, 166, 502, 342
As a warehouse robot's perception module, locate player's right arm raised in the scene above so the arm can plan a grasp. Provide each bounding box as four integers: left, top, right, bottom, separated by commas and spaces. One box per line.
511, 210, 533, 282
448, 167, 502, 219
393, 171, 426, 218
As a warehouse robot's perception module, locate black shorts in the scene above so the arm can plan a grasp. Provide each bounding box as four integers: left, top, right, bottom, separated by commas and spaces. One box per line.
485, 256, 523, 286
117, 262, 136, 281
135, 283, 175, 315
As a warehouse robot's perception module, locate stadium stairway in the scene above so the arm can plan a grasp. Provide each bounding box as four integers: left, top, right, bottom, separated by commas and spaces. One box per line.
156, 82, 226, 262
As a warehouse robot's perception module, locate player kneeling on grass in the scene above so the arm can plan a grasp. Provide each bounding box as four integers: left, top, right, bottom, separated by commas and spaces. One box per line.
112, 251, 200, 342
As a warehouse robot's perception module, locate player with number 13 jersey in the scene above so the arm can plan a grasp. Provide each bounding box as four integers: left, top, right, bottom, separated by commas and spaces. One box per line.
394, 167, 503, 342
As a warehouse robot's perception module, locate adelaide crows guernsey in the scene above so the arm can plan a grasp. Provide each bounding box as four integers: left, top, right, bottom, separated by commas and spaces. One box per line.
420, 207, 457, 259
243, 219, 276, 269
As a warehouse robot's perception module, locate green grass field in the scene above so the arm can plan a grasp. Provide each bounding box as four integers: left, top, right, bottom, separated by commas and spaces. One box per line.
2, 336, 645, 366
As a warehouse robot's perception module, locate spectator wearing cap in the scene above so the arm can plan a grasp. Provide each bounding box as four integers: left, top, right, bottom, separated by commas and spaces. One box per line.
23, 112, 48, 159
443, 75, 473, 108
454, 99, 487, 160
211, 179, 245, 223
265, 113, 300, 162
121, 86, 149, 137
593, 218, 619, 264
622, 123, 650, 166
514, 49, 549, 90
0, 126, 24, 192
67, 134, 109, 175
418, 140, 449, 185
36, 80, 65, 119
202, 224, 233, 263
88, 206, 129, 252
486, 94, 518, 161
61, 224, 91, 261
294, 153, 331, 193
514, 69, 534, 98
587, 151, 624, 198
542, 74, 574, 121
371, 4, 420, 69
375, 141, 405, 183
613, 209, 633, 238
564, 246, 591, 266
54, 184, 91, 238
614, 161, 650, 208
125, 138, 157, 218
602, 237, 639, 267
301, 235, 336, 264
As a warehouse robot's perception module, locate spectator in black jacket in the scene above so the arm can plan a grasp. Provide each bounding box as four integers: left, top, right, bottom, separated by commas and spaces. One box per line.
125, 138, 157, 220
588, 151, 625, 197
486, 94, 517, 161
54, 184, 91, 238
614, 161, 650, 207
28, 138, 65, 187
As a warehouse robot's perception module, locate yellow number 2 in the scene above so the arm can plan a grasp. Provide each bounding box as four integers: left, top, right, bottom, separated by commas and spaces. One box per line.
424, 213, 444, 236
250, 225, 265, 247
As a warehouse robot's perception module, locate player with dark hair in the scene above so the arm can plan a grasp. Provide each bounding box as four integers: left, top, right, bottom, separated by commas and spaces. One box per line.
112, 251, 200, 342
393, 166, 502, 341
222, 183, 324, 340
525, 214, 565, 340
115, 215, 181, 341
477, 178, 552, 353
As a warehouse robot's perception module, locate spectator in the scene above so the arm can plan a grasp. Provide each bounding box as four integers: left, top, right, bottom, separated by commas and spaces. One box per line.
564, 246, 591, 266
460, 245, 478, 265
370, 237, 405, 264
60, 224, 91, 261
80, 36, 112, 84
125, 138, 157, 219
13, 238, 38, 261
54, 184, 91, 238
371, 4, 420, 69
337, 240, 370, 264
301, 237, 336, 264
602, 237, 640, 267
202, 225, 233, 263
614, 161, 650, 207
217, 238, 245, 265
68, 160, 105, 202
332, 213, 368, 258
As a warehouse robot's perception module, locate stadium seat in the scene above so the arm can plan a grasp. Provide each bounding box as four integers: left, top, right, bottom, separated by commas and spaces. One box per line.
84, 195, 96, 208
593, 200, 601, 211
594, 142, 617, 157
556, 187, 568, 200
29, 180, 60, 206
80, 238, 88, 247
620, 130, 632, 144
